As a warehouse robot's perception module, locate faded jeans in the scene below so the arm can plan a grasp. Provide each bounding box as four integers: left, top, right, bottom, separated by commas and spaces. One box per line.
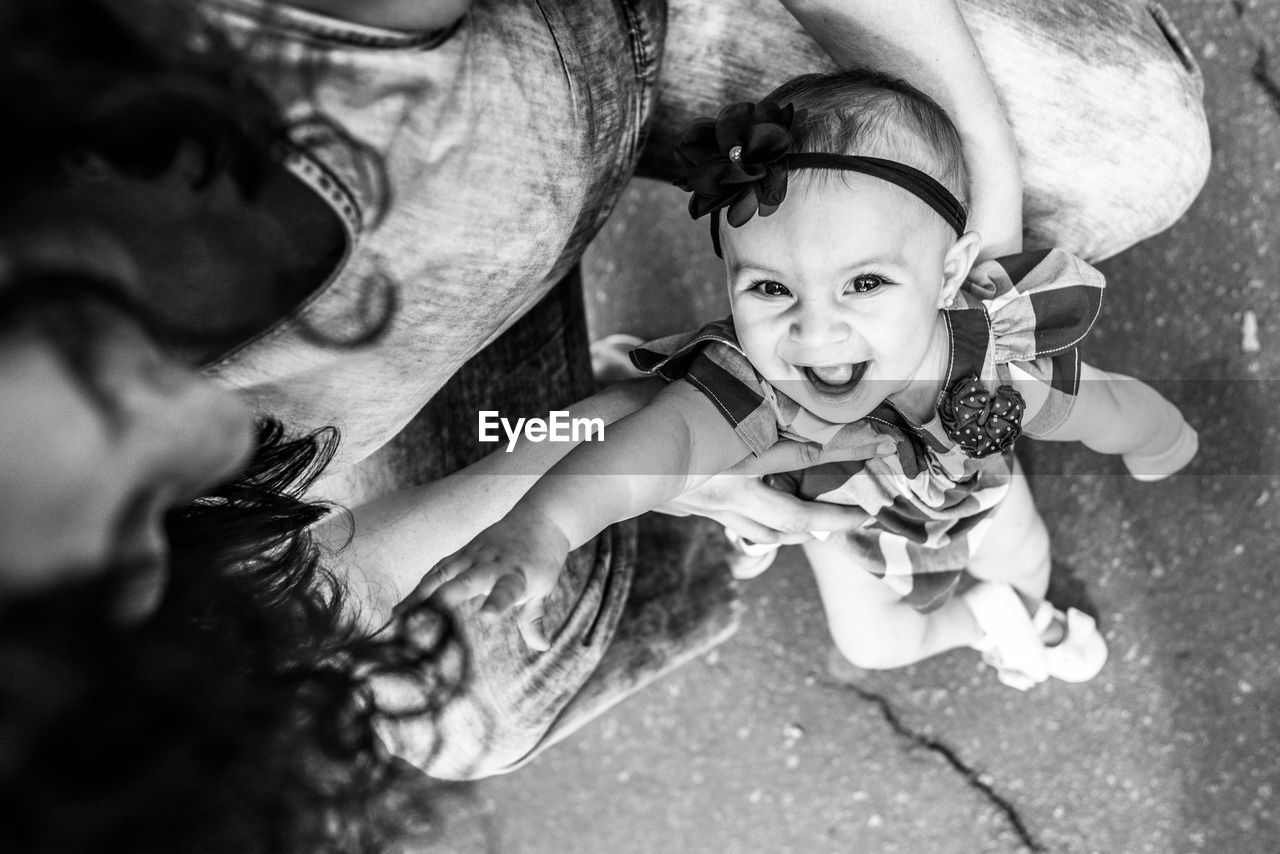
645, 0, 1208, 260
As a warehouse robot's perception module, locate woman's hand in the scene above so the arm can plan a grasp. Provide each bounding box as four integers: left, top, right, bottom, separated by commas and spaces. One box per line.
655, 437, 889, 545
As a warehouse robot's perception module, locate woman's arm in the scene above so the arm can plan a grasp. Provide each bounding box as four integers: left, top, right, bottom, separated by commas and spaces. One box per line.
779, 0, 1023, 257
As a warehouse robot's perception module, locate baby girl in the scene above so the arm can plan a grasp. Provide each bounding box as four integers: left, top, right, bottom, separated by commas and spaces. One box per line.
413, 69, 1197, 690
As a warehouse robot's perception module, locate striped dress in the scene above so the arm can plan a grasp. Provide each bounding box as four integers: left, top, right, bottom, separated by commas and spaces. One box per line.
631, 249, 1105, 612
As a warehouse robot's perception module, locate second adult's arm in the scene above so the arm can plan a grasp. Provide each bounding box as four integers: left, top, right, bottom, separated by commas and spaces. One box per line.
779, 0, 1023, 257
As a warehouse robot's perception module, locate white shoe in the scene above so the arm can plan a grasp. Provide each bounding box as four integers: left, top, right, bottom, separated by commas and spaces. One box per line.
962, 581, 1049, 691
1034, 603, 1108, 683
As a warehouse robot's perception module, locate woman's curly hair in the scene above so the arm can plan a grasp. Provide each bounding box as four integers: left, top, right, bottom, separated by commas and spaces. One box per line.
0, 421, 467, 854
0, 2, 466, 851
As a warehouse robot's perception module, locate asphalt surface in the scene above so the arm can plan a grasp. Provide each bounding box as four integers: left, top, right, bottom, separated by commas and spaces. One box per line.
443, 2, 1280, 851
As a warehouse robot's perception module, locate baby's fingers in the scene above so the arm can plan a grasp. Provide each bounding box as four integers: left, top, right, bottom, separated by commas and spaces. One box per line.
431, 563, 512, 609
394, 555, 476, 617
480, 570, 528, 615
516, 598, 549, 652
481, 573, 550, 650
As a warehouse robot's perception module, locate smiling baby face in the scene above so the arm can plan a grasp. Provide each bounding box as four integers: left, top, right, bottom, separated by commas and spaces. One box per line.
722, 172, 975, 424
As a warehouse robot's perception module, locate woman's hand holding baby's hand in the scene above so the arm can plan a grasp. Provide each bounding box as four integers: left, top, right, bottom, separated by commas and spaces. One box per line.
657, 437, 889, 545
400, 505, 571, 652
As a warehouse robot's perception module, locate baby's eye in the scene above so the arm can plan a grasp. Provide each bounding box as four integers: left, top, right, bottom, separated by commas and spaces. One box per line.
849, 274, 887, 294
755, 280, 792, 297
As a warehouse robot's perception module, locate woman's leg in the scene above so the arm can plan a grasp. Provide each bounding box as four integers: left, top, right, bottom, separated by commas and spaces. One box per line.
643, 0, 1209, 260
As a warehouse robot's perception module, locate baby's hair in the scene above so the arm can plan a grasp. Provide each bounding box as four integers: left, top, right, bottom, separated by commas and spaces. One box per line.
765, 68, 970, 210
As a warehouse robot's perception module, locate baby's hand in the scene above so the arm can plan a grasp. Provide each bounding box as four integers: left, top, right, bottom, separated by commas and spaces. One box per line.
401, 505, 571, 651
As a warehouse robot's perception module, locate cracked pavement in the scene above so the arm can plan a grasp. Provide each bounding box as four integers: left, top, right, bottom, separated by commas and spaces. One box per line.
821, 675, 1047, 853
428, 1, 1280, 851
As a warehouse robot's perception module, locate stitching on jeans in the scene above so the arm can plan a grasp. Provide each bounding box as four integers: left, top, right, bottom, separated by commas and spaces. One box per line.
1148, 3, 1202, 80
532, 0, 577, 111
617, 0, 655, 157
208, 0, 462, 51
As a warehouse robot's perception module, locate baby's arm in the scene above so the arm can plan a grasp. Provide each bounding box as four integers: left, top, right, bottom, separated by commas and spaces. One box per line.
412, 381, 753, 649
1033, 362, 1198, 479
321, 378, 668, 631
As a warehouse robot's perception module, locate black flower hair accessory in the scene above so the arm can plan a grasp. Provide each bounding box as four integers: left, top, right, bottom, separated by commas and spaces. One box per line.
673, 99, 967, 257
938, 374, 1026, 459
673, 100, 797, 228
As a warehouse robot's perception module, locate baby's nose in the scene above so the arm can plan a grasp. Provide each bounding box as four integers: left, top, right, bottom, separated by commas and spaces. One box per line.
789, 305, 851, 348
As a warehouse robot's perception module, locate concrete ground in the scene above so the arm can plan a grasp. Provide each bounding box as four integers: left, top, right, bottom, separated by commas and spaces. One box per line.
443, 2, 1280, 851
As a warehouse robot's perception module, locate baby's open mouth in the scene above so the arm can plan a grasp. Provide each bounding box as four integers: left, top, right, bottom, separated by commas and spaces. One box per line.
802, 362, 868, 396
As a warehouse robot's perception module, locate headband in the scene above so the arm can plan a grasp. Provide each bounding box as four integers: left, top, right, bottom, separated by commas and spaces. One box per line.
672, 100, 968, 257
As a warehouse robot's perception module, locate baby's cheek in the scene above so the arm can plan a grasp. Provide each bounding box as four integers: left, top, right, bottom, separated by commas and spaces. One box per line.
734, 328, 775, 370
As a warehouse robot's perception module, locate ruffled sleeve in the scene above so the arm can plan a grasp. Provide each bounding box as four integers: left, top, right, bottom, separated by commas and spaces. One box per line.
629, 318, 780, 455
966, 249, 1106, 438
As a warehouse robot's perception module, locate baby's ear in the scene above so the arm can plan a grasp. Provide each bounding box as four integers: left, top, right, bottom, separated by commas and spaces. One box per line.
938, 230, 982, 308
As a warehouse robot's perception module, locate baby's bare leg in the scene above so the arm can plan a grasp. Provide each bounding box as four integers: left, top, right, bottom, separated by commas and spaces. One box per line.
963, 466, 1110, 684
966, 464, 1052, 604
809, 461, 1050, 670
806, 538, 982, 670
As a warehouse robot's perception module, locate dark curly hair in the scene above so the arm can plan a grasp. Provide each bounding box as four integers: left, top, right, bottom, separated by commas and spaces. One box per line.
0, 420, 467, 854
0, 1, 466, 851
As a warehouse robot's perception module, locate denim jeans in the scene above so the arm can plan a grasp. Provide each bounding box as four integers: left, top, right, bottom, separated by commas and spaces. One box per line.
205, 0, 1209, 778
646, 0, 1208, 261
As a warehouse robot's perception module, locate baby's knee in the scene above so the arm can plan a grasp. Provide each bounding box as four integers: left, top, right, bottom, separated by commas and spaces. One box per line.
827, 623, 907, 671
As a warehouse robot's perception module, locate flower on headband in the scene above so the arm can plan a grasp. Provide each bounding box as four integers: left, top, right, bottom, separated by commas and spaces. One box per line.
937, 374, 1026, 459
673, 100, 796, 228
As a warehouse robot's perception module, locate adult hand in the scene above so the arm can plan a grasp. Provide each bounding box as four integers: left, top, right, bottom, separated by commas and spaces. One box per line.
655, 437, 890, 544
